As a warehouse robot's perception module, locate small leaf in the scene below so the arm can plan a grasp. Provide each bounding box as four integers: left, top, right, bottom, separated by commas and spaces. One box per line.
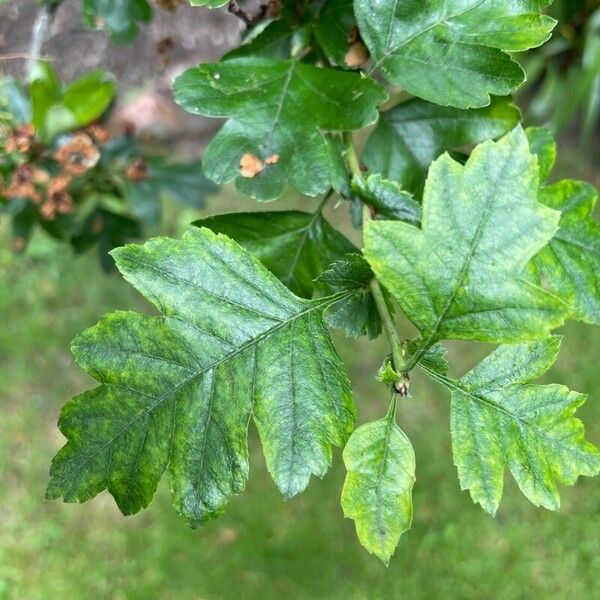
174, 58, 387, 200
352, 174, 421, 224
342, 415, 416, 564
355, 0, 556, 107
422, 337, 600, 515
364, 127, 567, 350
363, 97, 520, 194
317, 253, 382, 339
47, 228, 356, 524
196, 211, 356, 298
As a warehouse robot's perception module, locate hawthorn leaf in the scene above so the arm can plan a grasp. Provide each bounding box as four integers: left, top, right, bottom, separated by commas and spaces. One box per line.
525, 126, 556, 182
352, 174, 421, 224
363, 97, 520, 194
355, 0, 555, 108
421, 337, 600, 515
224, 21, 295, 60
364, 127, 567, 353
195, 211, 355, 298
314, 0, 357, 67
317, 253, 382, 339
47, 228, 355, 524
342, 413, 415, 564
533, 179, 600, 324
174, 58, 387, 201
82, 0, 152, 43
525, 127, 600, 324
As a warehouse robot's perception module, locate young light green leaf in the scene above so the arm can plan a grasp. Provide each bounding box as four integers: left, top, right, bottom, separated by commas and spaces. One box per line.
364, 127, 567, 351
355, 0, 555, 108
352, 174, 421, 224
363, 97, 520, 194
47, 228, 355, 525
317, 253, 382, 339
422, 337, 600, 515
342, 414, 416, 564
195, 211, 355, 298
189, 0, 228, 6
174, 58, 387, 200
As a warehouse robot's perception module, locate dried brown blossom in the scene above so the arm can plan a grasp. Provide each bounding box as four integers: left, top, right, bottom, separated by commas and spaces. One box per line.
5, 164, 41, 204
42, 174, 75, 220
5, 124, 36, 154
85, 123, 111, 144
54, 133, 101, 176
126, 158, 150, 182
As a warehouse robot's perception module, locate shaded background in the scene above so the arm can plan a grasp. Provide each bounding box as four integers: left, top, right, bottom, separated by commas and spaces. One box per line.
1, 1, 600, 598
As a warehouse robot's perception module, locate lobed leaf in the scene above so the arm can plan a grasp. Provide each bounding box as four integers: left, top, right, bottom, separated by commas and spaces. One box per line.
174, 58, 387, 200
355, 0, 556, 108
526, 127, 600, 325
47, 228, 356, 525
421, 337, 600, 515
364, 127, 568, 355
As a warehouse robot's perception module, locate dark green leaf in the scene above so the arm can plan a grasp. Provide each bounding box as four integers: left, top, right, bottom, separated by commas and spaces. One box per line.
83, 0, 153, 43
355, 0, 556, 107
363, 97, 520, 194
317, 253, 382, 339
352, 174, 421, 224
174, 58, 387, 200
196, 210, 355, 298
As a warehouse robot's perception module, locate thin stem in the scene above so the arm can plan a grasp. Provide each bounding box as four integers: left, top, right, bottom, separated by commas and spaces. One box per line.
370, 278, 408, 374
345, 133, 409, 377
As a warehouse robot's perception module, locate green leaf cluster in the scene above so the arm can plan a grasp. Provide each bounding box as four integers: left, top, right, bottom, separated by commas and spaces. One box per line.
43, 0, 600, 566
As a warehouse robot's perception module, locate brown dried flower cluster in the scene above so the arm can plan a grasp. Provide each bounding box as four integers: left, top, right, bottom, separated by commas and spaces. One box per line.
54, 133, 101, 176
40, 175, 75, 220
5, 164, 43, 204
5, 124, 36, 154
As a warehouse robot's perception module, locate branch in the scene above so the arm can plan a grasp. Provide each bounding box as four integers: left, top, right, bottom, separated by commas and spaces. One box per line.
227, 1, 267, 26
345, 134, 410, 388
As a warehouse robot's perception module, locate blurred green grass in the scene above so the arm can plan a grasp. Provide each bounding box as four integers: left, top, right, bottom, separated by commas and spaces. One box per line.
1, 161, 600, 599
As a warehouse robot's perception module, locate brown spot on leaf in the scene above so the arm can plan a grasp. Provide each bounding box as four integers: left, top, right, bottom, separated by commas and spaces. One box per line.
240, 153, 264, 178
265, 154, 280, 165
344, 42, 369, 68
